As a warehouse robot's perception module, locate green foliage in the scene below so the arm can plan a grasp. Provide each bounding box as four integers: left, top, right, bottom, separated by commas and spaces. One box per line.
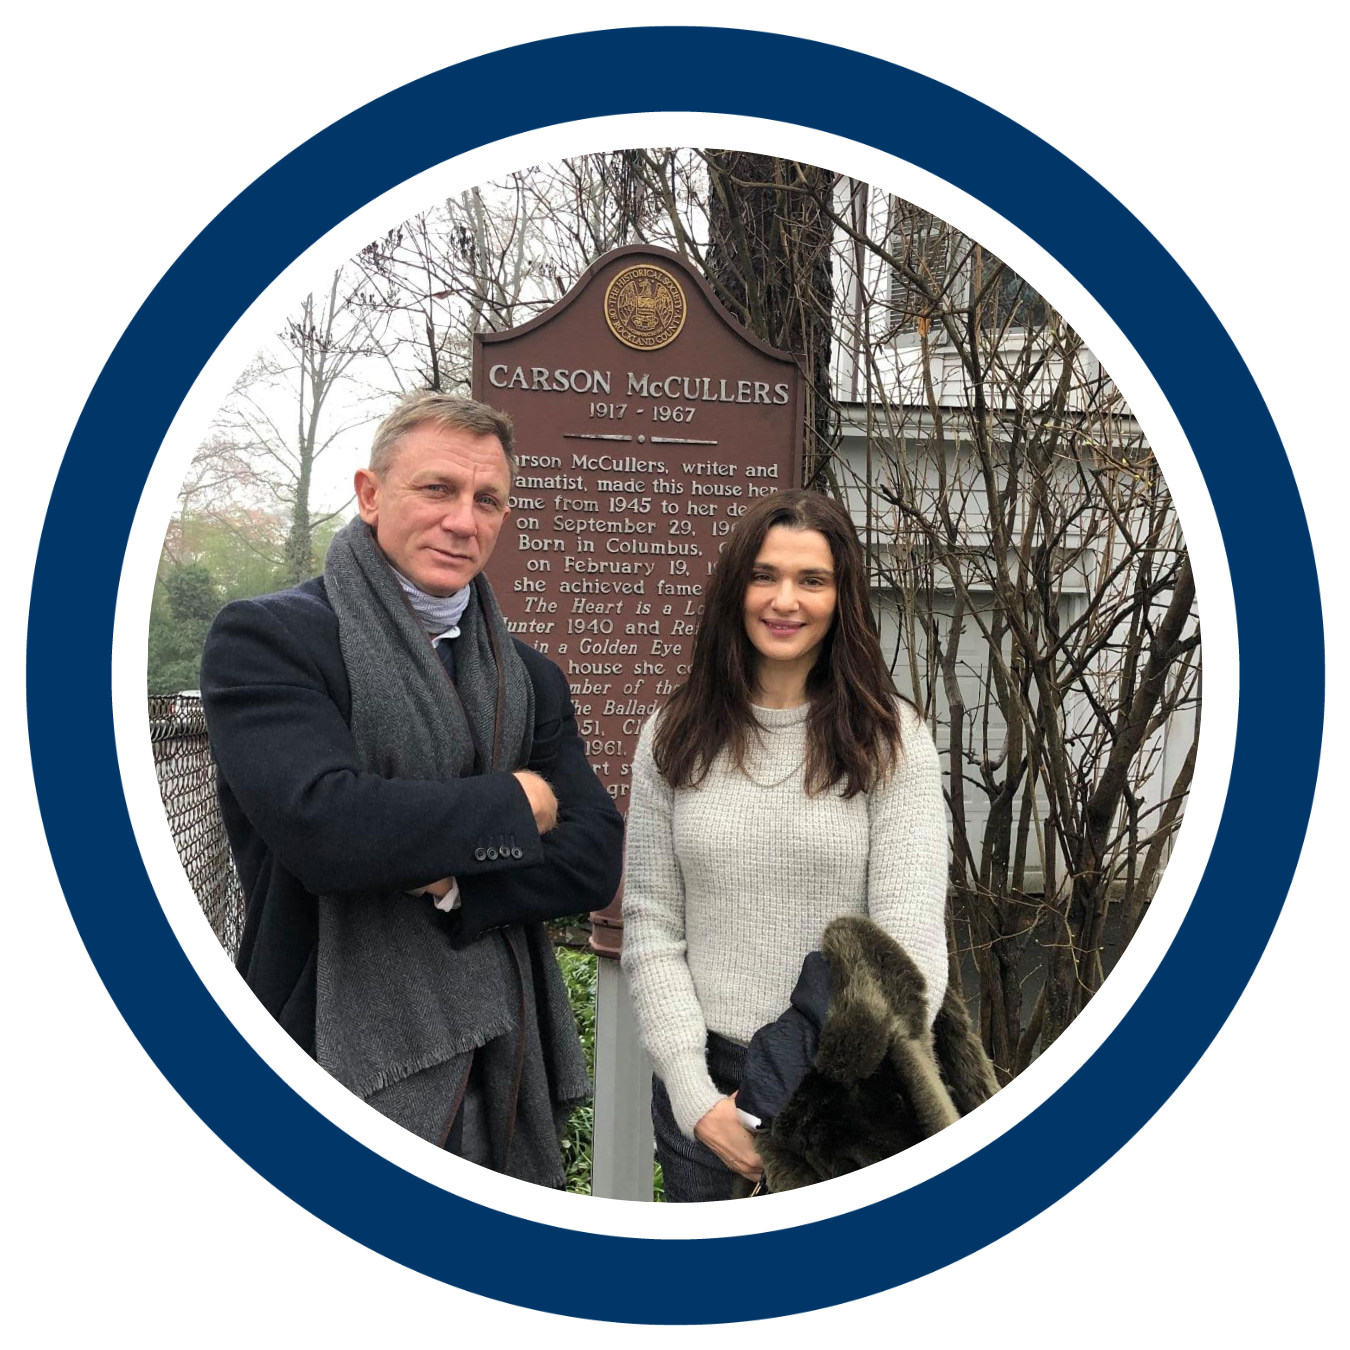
178, 511, 287, 599
164, 561, 218, 625
148, 509, 352, 695
554, 945, 664, 1200
555, 945, 598, 1078
560, 1102, 594, 1196
555, 944, 597, 1195
148, 561, 219, 694
312, 514, 344, 570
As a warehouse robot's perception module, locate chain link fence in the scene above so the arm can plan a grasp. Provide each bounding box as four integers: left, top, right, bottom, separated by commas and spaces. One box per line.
149, 693, 244, 961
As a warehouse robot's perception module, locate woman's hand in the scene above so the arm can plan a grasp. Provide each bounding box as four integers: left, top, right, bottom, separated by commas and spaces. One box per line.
694, 1095, 763, 1181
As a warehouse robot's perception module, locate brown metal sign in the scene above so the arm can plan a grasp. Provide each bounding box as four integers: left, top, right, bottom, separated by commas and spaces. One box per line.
473, 245, 803, 948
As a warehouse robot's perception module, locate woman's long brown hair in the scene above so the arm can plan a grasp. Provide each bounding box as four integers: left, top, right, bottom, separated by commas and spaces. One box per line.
652, 489, 903, 798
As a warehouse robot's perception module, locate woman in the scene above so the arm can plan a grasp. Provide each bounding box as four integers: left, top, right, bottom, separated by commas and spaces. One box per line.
621, 489, 951, 1201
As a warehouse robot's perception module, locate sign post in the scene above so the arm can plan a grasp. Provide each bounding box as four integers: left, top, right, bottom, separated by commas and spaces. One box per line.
474, 245, 803, 1198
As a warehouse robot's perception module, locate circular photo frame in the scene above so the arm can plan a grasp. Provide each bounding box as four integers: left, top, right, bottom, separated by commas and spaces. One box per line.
28, 27, 1323, 1323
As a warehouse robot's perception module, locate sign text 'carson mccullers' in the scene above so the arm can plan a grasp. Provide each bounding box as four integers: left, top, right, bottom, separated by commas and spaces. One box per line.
487, 364, 791, 406
473, 250, 803, 809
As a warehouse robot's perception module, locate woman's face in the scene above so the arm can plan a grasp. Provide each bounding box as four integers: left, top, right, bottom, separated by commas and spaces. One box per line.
742, 525, 838, 676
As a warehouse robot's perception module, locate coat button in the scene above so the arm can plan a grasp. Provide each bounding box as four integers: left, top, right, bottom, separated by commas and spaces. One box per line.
511, 847, 523, 859
486, 847, 498, 860
474, 847, 487, 861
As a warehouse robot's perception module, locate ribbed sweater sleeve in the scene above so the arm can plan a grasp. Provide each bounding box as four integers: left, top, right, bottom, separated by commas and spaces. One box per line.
620, 718, 725, 1137
866, 704, 951, 1022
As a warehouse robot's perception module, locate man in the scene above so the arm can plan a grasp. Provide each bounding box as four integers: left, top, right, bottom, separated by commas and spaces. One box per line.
200, 392, 623, 1186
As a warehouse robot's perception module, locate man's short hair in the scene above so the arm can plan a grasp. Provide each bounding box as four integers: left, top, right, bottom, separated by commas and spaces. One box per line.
369, 391, 516, 480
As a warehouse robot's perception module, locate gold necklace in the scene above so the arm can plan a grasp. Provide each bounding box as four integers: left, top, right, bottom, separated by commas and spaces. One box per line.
738, 756, 804, 790
738, 708, 808, 788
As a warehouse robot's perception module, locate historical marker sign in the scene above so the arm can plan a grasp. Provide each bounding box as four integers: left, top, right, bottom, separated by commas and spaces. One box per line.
473, 245, 803, 945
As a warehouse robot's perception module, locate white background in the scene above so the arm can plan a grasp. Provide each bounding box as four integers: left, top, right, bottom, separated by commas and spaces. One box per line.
5, 3, 1344, 1343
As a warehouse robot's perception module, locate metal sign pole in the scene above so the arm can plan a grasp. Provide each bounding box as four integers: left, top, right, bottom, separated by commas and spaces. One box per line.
590, 956, 654, 1200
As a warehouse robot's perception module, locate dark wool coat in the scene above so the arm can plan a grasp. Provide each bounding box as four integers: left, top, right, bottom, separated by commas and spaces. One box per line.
753, 915, 1000, 1192
199, 576, 625, 1055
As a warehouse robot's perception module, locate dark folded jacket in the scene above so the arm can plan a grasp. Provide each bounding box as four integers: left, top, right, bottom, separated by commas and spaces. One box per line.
735, 951, 833, 1132
738, 915, 1000, 1192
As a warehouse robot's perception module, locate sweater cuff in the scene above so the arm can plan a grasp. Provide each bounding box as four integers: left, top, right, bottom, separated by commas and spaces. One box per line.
661, 1053, 727, 1140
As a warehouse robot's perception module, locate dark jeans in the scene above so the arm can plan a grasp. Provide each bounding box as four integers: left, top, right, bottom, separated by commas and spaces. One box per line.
652, 1032, 750, 1203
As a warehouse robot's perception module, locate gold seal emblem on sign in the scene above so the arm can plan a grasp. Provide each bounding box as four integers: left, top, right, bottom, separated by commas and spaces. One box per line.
604, 264, 687, 350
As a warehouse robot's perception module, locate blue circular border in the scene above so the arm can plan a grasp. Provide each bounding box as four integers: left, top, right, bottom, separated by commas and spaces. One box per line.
29, 27, 1323, 1323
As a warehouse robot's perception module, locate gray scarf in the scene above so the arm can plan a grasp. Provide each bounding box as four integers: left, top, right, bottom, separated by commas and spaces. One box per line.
317, 518, 588, 1184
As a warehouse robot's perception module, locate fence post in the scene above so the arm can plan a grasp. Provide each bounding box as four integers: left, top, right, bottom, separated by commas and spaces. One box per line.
589, 904, 654, 1201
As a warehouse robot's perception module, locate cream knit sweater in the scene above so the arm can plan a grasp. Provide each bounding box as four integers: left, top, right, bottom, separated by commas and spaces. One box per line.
620, 699, 951, 1138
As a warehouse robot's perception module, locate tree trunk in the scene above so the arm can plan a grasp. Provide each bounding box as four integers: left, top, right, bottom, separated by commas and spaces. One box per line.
704, 152, 836, 486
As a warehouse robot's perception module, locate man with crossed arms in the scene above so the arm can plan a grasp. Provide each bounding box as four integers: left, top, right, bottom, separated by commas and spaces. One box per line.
202, 391, 623, 1184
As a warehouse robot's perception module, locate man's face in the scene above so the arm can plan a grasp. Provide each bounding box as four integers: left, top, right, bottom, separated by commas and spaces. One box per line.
354, 422, 512, 596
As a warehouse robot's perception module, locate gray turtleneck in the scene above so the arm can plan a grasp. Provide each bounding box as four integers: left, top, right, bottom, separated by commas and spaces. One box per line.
390, 565, 470, 639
